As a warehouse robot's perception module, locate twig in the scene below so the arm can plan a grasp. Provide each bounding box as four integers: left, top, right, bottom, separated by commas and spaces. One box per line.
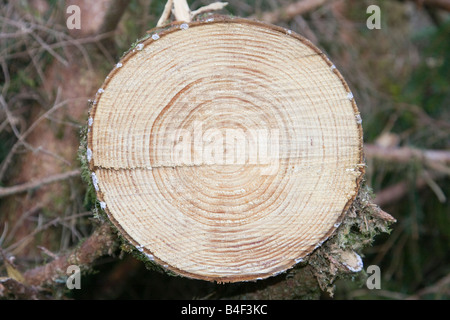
0, 222, 7, 246
0, 169, 81, 199
29, 32, 69, 67
0, 94, 87, 182
0, 93, 22, 141
173, 0, 191, 23
0, 58, 10, 96
422, 170, 446, 203
157, 0, 229, 27
6, 212, 91, 254
0, 12, 113, 70
190, 2, 229, 19
2, 29, 114, 62
157, 0, 174, 27
37, 246, 58, 260
251, 0, 331, 24
4, 204, 43, 245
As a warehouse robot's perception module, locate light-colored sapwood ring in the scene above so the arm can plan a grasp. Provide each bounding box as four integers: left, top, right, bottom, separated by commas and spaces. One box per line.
87, 17, 364, 283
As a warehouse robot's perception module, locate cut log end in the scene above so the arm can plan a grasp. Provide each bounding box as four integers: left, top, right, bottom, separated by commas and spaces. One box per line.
86, 17, 364, 282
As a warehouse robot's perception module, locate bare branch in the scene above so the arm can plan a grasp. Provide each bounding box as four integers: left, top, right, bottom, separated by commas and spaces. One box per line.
157, 0, 229, 27
30, 32, 69, 67
364, 144, 450, 166
172, 0, 192, 23
191, 2, 229, 19
5, 211, 91, 253
370, 205, 397, 223
0, 170, 81, 199
157, 0, 174, 27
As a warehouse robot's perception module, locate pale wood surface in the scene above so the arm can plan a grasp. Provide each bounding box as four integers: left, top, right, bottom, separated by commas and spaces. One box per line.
87, 18, 364, 282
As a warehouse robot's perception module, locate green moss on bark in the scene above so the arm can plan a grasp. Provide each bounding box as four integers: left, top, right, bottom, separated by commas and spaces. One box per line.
303, 183, 395, 296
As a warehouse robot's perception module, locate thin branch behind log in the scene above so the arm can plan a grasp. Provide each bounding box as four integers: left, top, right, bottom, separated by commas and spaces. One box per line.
0, 170, 81, 199
364, 144, 450, 165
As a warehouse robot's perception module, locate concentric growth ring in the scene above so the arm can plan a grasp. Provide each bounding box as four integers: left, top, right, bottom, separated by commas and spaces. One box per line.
87, 17, 364, 282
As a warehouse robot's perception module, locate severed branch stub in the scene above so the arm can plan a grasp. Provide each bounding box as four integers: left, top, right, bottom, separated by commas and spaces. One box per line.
85, 15, 384, 284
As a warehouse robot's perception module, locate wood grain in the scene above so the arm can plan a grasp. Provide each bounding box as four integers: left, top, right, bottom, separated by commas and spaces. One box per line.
87, 17, 364, 282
